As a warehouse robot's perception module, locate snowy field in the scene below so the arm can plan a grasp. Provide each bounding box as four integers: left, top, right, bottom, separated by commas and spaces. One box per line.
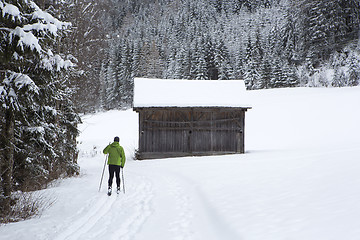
1, 86, 360, 240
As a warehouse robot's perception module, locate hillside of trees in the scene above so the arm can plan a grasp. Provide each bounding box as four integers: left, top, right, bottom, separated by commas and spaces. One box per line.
6, 0, 356, 112
100, 0, 360, 109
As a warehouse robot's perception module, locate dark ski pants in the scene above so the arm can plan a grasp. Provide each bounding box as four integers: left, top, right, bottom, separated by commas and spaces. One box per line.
108, 164, 121, 188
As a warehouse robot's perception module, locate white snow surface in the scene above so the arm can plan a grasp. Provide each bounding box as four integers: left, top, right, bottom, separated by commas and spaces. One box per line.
133, 78, 251, 108
1, 86, 360, 240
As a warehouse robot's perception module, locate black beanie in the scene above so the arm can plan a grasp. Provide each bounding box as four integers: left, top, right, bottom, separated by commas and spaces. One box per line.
114, 136, 119, 142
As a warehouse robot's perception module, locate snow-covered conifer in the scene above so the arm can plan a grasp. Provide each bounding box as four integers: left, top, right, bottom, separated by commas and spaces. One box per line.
0, 0, 79, 218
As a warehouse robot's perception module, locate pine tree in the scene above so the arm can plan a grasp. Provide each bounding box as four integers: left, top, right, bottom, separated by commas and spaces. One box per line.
332, 66, 347, 87
261, 54, 272, 89
118, 41, 134, 107
271, 56, 287, 88
139, 41, 163, 79
281, 7, 299, 64
214, 39, 234, 80
190, 38, 208, 80
173, 48, 186, 79
204, 35, 218, 80
131, 41, 141, 79
165, 48, 178, 79
0, 0, 79, 219
251, 28, 264, 87
283, 62, 300, 87
103, 47, 118, 109
99, 61, 108, 109
347, 51, 360, 86
178, 46, 193, 79
243, 35, 254, 88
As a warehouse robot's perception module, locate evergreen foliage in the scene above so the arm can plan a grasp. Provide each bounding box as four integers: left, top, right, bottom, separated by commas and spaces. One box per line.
0, 0, 79, 220
99, 0, 360, 109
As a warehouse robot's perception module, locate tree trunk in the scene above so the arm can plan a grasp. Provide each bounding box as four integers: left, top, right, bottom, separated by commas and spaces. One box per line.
1, 108, 15, 214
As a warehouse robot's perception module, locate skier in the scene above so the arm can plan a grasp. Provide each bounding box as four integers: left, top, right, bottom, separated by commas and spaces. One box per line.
103, 136, 126, 195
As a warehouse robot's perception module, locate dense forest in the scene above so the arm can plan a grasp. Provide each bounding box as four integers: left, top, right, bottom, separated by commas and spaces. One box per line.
1, 0, 360, 222
100, 0, 360, 109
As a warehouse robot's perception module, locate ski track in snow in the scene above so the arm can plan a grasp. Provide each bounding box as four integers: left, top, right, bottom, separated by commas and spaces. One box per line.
54, 196, 117, 240
165, 176, 194, 240
167, 170, 242, 240
108, 177, 153, 240
53, 175, 154, 240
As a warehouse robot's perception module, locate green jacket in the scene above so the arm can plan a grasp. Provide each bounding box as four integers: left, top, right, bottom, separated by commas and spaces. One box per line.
103, 142, 126, 167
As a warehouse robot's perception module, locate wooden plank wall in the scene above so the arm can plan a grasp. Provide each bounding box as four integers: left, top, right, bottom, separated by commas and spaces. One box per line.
137, 107, 247, 159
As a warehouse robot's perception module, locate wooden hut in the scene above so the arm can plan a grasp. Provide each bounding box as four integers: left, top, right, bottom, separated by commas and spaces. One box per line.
133, 78, 251, 159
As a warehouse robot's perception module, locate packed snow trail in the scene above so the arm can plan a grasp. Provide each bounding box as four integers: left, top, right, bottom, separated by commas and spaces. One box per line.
73, 111, 242, 240
1, 87, 360, 240
52, 175, 153, 240
49, 157, 241, 240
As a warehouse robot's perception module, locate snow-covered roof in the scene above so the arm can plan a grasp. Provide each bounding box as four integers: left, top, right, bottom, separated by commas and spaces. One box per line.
133, 78, 251, 108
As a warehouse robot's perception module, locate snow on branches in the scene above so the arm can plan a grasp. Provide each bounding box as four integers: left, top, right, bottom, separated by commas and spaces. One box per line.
0, 0, 72, 70
0, 1, 21, 21
41, 50, 74, 71
1, 2, 80, 214
29, 1, 71, 31
0, 0, 75, 114
0, 71, 39, 110
9, 26, 41, 53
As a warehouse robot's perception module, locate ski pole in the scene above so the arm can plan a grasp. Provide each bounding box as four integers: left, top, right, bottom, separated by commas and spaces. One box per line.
121, 166, 125, 194
99, 154, 108, 192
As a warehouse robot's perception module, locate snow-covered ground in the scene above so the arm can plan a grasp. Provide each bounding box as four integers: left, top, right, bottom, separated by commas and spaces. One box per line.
1, 86, 360, 240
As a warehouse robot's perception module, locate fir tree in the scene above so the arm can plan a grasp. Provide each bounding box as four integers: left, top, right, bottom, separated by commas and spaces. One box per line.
271, 56, 287, 88
261, 53, 272, 89
347, 51, 360, 86
0, 0, 79, 219
189, 37, 208, 80
332, 66, 347, 87
214, 39, 234, 80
